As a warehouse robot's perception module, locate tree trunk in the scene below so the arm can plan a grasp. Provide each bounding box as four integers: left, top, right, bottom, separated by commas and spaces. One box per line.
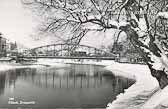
148, 64, 168, 89
122, 25, 168, 89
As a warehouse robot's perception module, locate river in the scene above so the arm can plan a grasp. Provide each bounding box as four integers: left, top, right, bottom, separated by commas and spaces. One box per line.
0, 64, 135, 109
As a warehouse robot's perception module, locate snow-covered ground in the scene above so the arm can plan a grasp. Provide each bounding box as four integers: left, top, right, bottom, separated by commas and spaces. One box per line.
35, 59, 165, 109
105, 63, 161, 109
0, 62, 43, 71
142, 84, 168, 109
0, 59, 71, 71
0, 59, 106, 71
35, 58, 114, 66
0, 59, 167, 108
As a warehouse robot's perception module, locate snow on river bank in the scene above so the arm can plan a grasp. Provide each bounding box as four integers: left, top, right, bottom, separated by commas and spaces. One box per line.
0, 63, 43, 71
0, 59, 167, 108
34, 59, 168, 108
105, 62, 161, 109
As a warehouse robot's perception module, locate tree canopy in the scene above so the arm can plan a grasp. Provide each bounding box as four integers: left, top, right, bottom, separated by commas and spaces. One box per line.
23, 0, 168, 42
23, 0, 168, 88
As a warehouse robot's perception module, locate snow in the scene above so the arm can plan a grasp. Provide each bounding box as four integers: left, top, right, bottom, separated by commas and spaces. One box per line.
35, 59, 164, 109
35, 58, 114, 66
0, 59, 113, 71
142, 87, 168, 108
108, 20, 129, 29
109, 20, 119, 27
157, 12, 168, 19
34, 58, 68, 66
105, 61, 168, 108
0, 63, 42, 71
140, 46, 167, 71
82, 23, 102, 30
0, 59, 168, 108
87, 15, 101, 20
105, 62, 159, 109
154, 87, 168, 109
138, 18, 147, 31
118, 22, 129, 27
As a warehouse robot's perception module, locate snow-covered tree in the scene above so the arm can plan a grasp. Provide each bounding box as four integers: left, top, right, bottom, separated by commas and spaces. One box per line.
23, 0, 168, 89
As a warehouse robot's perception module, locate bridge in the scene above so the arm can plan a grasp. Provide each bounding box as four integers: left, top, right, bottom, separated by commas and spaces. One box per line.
21, 44, 116, 60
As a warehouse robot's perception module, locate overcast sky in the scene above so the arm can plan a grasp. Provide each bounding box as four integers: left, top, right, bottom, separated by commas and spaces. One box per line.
0, 0, 116, 49
0, 0, 39, 48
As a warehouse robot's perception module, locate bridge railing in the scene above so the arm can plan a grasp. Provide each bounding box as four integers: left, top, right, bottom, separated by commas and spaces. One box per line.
21, 44, 117, 59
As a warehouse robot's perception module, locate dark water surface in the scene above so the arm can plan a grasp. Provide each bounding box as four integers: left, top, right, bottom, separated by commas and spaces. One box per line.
0, 64, 135, 109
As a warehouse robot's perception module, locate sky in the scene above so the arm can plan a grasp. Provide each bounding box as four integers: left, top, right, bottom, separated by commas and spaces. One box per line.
0, 0, 40, 48
0, 0, 116, 49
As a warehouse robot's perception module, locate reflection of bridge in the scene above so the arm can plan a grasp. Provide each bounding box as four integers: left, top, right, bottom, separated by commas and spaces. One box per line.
22, 44, 116, 60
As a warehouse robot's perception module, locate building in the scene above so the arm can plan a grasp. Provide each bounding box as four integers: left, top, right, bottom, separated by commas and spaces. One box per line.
0, 36, 7, 57
0, 33, 18, 57
6, 41, 18, 57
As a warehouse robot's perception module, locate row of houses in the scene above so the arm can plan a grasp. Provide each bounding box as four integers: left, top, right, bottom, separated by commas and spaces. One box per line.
0, 34, 17, 57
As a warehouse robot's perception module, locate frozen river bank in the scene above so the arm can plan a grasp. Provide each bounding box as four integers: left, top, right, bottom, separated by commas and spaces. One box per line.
0, 59, 167, 108
105, 63, 159, 109
0, 60, 134, 108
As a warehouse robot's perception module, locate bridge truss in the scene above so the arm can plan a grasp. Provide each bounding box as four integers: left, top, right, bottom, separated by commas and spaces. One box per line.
22, 44, 116, 59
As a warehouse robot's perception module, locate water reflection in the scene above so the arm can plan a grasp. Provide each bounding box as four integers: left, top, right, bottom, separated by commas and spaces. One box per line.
0, 73, 6, 95
0, 64, 135, 108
